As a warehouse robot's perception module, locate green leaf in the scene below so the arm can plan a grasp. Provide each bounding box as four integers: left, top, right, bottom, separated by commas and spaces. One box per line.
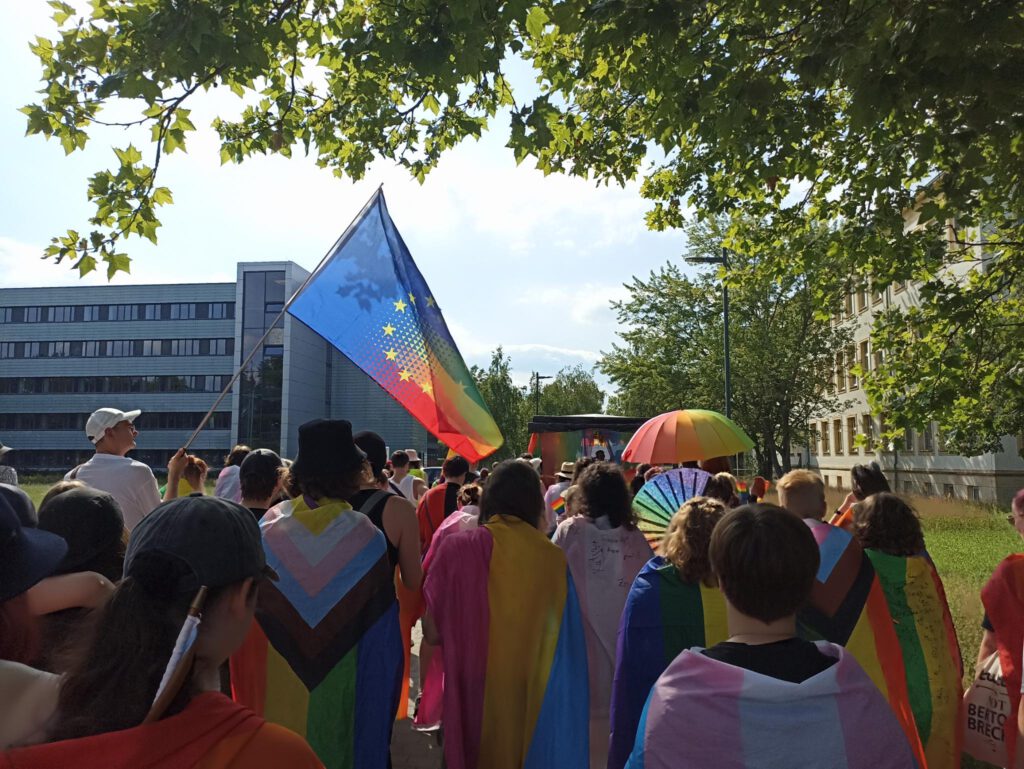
525, 7, 549, 38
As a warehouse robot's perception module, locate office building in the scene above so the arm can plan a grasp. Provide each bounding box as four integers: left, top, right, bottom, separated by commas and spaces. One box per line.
0, 261, 434, 474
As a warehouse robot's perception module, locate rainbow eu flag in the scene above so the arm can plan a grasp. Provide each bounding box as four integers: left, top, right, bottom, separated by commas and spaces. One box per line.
288, 190, 503, 462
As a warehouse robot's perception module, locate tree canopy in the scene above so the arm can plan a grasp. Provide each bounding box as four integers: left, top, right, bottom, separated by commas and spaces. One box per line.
23, 0, 1024, 451
601, 217, 851, 476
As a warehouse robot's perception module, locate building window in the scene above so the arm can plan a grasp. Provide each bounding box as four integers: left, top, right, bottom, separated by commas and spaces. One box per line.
858, 340, 870, 374
834, 419, 844, 455
170, 303, 196, 320
208, 302, 229, 319
24, 307, 42, 323
82, 305, 102, 321
919, 424, 934, 454
171, 339, 200, 356
871, 283, 883, 305
943, 483, 955, 499
847, 417, 858, 455
923, 482, 936, 496
141, 340, 162, 356
844, 292, 854, 317
903, 428, 915, 453
846, 346, 858, 389
46, 306, 75, 322
970, 485, 981, 502
807, 423, 819, 455
856, 287, 867, 313
820, 421, 830, 455
903, 480, 913, 494
894, 281, 906, 293
144, 303, 162, 320
835, 352, 846, 392
0, 342, 14, 359
0, 308, 11, 324
108, 304, 138, 321
872, 346, 884, 371
862, 414, 874, 452
46, 341, 71, 358
23, 342, 40, 358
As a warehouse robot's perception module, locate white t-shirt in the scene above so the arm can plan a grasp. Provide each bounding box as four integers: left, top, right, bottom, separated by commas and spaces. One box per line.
65, 453, 161, 531
395, 473, 418, 500
544, 480, 570, 529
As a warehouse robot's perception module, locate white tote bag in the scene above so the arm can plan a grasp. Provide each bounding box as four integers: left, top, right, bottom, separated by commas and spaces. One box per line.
963, 651, 1010, 767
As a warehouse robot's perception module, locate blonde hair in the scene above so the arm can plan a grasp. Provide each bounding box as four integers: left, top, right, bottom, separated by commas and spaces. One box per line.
661, 496, 727, 585
41, 480, 87, 509
776, 469, 826, 519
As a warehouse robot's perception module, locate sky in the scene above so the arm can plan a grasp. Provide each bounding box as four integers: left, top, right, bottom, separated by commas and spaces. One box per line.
0, 5, 695, 392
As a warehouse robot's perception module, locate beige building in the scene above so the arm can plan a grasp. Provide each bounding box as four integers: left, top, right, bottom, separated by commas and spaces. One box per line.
802, 278, 1024, 506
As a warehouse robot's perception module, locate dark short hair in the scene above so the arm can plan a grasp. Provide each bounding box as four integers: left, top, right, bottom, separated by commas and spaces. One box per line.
709, 503, 819, 624
283, 460, 366, 501
240, 466, 279, 501
575, 462, 636, 529
851, 492, 924, 556
390, 450, 410, 469
851, 462, 890, 500
702, 474, 736, 506
443, 456, 470, 478
479, 460, 544, 527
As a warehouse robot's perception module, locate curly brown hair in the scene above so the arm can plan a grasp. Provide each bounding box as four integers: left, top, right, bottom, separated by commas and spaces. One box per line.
851, 492, 925, 556
661, 496, 727, 584
575, 462, 636, 529
457, 483, 482, 507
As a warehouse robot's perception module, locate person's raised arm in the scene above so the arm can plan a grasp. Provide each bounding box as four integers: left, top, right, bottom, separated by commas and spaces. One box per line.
26, 572, 114, 615
162, 448, 187, 501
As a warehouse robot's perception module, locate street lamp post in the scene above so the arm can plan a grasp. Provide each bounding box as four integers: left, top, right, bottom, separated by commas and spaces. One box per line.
685, 247, 731, 420
532, 372, 553, 416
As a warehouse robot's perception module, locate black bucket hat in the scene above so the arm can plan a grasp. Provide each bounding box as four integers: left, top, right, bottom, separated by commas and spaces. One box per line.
0, 493, 68, 603
290, 419, 366, 480
125, 495, 277, 598
353, 430, 388, 477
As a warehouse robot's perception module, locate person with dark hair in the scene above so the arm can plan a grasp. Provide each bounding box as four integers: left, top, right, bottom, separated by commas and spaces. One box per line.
391, 449, 427, 501
238, 449, 284, 520
629, 463, 653, 495
625, 503, 915, 769
701, 473, 738, 507
352, 430, 423, 720
849, 493, 962, 768
422, 460, 588, 768
34, 487, 127, 672
0, 493, 66, 749
214, 444, 251, 503
608, 496, 729, 769
416, 455, 469, 555
830, 461, 892, 527
231, 419, 401, 769
552, 462, 651, 768
3, 495, 323, 767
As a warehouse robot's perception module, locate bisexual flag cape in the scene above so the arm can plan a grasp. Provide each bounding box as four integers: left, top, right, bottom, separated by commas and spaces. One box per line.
231, 497, 402, 769
625, 642, 918, 769
0, 693, 322, 769
608, 556, 729, 769
422, 515, 588, 769
981, 553, 1024, 766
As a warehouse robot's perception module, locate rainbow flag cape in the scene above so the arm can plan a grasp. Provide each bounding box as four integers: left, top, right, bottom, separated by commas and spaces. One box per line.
608, 556, 728, 769
625, 643, 919, 769
230, 497, 402, 769
797, 521, 926, 766
866, 550, 963, 769
422, 515, 588, 769
981, 553, 1024, 765
287, 190, 502, 462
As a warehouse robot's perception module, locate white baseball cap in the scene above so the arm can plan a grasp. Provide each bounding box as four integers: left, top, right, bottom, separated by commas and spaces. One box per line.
86, 408, 142, 444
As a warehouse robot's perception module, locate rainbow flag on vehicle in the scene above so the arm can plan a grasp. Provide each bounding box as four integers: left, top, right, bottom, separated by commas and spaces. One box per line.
287, 189, 502, 462
608, 556, 729, 769
230, 497, 402, 769
422, 515, 588, 769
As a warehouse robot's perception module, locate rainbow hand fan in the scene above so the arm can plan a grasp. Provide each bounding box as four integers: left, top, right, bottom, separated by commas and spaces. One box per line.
633, 468, 713, 546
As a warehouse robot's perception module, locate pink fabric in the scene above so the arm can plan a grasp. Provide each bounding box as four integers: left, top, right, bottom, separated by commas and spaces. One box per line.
422, 527, 494, 769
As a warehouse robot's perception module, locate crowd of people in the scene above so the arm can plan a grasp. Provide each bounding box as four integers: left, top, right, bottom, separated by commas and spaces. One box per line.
3, 406, 1024, 769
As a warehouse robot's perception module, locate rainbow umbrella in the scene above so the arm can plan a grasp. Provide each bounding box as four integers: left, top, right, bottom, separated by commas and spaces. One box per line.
633, 468, 713, 546
622, 409, 754, 464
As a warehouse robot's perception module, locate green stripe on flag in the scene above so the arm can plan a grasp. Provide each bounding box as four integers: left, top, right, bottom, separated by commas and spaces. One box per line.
658, 563, 706, 664
307, 645, 358, 769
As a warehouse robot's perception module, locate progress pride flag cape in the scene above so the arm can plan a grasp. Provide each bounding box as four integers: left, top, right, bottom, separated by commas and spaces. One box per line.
423, 515, 588, 769
231, 497, 402, 769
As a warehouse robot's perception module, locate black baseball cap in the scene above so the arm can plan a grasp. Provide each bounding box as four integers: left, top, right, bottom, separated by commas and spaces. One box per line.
354, 431, 388, 477
0, 483, 37, 528
125, 495, 277, 596
239, 448, 284, 480
0, 493, 67, 603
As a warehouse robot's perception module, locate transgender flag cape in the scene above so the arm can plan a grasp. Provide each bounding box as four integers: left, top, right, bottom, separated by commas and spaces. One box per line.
608, 556, 729, 769
231, 497, 402, 769
423, 515, 588, 769
626, 642, 918, 769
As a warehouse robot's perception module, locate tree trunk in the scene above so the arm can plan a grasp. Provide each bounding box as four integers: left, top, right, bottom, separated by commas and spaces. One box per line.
779, 408, 793, 474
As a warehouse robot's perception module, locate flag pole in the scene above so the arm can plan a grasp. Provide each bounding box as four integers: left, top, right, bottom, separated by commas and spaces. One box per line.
181, 184, 384, 451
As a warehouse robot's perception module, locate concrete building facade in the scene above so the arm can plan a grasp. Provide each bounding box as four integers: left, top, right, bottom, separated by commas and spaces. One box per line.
0, 261, 433, 474
803, 279, 1024, 506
